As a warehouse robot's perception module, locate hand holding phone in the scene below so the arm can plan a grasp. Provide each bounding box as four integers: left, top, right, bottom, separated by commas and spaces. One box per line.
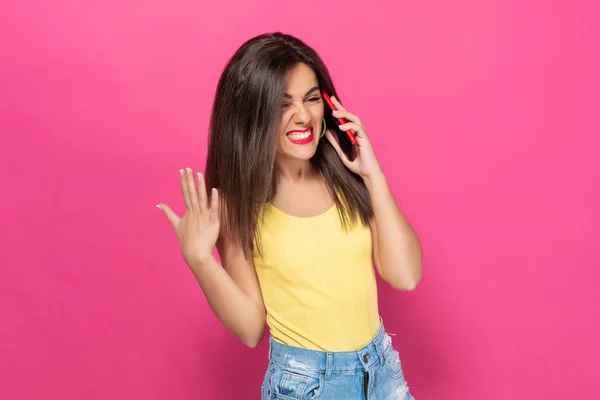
321, 91, 357, 161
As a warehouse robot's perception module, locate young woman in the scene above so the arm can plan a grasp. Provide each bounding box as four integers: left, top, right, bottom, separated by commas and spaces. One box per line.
158, 32, 422, 399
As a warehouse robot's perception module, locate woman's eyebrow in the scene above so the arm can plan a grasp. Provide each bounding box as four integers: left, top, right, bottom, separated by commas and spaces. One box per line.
283, 86, 320, 98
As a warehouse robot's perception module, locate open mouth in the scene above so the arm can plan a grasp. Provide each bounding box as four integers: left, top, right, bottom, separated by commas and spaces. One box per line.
286, 127, 314, 145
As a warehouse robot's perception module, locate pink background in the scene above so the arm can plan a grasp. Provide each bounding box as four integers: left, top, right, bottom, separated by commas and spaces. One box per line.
1, 0, 598, 399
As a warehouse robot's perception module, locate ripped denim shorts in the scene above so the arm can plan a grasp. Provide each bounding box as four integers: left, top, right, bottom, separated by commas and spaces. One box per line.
261, 319, 415, 399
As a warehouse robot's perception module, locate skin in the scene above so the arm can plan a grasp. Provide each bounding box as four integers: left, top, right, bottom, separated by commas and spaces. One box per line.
157, 62, 422, 347
271, 63, 331, 218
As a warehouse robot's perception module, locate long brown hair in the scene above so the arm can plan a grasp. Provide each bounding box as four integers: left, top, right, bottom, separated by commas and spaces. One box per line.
205, 32, 373, 258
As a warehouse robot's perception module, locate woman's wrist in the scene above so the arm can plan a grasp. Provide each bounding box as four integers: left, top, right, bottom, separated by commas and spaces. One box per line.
363, 170, 387, 188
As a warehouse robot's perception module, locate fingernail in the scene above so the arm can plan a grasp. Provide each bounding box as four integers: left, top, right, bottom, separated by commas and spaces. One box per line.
156, 204, 162, 210
186, 167, 192, 174
197, 172, 202, 178
332, 110, 340, 115
179, 169, 183, 175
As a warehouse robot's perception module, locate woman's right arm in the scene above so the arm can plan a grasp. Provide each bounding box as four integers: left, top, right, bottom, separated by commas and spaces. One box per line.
158, 168, 266, 348
189, 235, 266, 348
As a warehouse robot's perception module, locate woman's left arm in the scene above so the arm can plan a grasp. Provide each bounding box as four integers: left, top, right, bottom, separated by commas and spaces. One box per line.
364, 173, 422, 291
324, 96, 422, 291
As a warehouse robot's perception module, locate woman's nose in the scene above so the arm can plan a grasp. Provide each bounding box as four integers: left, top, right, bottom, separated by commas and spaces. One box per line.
293, 105, 311, 125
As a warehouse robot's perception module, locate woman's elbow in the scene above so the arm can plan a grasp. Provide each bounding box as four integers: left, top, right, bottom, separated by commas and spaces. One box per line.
240, 324, 266, 348
399, 276, 421, 291
389, 278, 419, 291
243, 338, 261, 349
388, 267, 422, 291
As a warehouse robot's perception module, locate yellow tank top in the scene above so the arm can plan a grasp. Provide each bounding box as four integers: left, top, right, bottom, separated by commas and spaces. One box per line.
252, 201, 380, 351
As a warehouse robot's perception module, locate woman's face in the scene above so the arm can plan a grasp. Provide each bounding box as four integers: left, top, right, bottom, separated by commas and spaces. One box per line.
276, 63, 325, 163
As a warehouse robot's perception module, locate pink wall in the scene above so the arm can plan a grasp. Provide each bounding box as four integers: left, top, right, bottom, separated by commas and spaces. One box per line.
1, 0, 598, 398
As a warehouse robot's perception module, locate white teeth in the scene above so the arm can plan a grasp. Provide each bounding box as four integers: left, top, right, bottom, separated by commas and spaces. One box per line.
287, 129, 312, 140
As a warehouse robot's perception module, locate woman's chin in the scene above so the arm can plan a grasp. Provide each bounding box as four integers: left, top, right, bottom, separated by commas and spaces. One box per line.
290, 148, 317, 161
277, 144, 318, 161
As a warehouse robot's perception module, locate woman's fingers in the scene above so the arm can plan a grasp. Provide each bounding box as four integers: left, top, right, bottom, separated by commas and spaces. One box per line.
180, 169, 192, 210
209, 188, 220, 222
196, 172, 209, 214
157, 203, 180, 228
176, 167, 211, 217
331, 95, 347, 112
329, 96, 368, 139
339, 122, 368, 138
332, 109, 363, 127
184, 168, 200, 212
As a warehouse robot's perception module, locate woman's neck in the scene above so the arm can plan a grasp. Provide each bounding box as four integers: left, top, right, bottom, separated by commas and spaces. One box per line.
275, 159, 317, 182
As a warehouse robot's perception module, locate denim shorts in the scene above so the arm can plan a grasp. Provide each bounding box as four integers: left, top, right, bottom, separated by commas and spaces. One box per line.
261, 320, 415, 399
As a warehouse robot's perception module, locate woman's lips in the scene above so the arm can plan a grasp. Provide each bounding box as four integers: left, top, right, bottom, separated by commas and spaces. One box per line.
286, 127, 314, 144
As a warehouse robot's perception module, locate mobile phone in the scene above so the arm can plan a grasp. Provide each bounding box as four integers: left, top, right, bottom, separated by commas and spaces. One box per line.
321, 91, 357, 161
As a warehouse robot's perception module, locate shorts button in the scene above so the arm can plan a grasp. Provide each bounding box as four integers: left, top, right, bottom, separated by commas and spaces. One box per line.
363, 354, 369, 363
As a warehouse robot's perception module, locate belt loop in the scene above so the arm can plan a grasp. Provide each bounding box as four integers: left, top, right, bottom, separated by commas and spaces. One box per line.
375, 333, 386, 365
268, 338, 272, 361
325, 352, 333, 380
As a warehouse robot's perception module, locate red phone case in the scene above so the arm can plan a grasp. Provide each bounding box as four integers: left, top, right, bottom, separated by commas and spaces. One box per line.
321, 91, 357, 146
321, 90, 356, 161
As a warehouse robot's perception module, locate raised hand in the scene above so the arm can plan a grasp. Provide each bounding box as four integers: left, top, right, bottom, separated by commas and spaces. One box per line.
157, 168, 220, 268
324, 96, 383, 180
